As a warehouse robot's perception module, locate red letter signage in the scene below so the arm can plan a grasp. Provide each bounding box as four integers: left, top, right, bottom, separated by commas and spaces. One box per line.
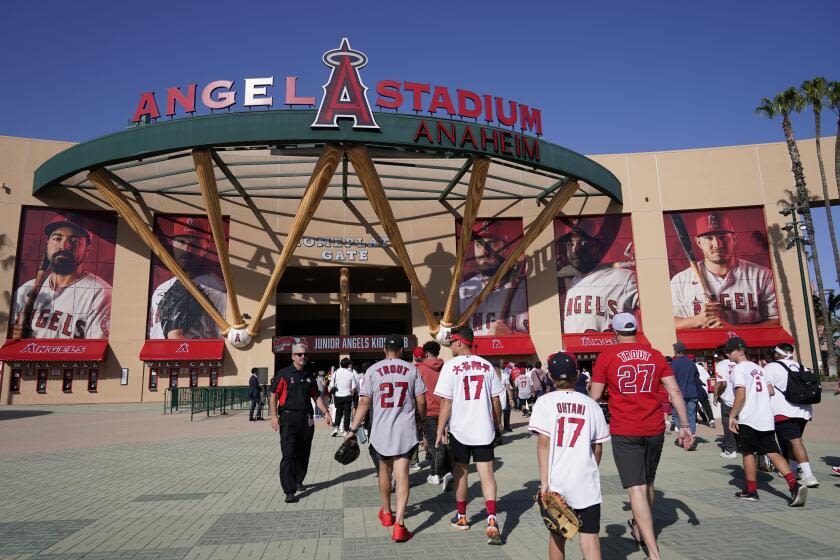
311, 38, 379, 130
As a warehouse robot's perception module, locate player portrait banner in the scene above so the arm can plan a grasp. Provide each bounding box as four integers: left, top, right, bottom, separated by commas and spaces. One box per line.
8, 207, 117, 341
456, 218, 529, 336
554, 215, 639, 334
664, 207, 779, 332
148, 215, 229, 340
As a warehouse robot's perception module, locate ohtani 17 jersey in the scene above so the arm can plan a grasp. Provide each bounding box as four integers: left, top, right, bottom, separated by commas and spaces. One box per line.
435, 354, 505, 445
13, 272, 111, 339
458, 271, 528, 335
670, 258, 777, 324
148, 274, 227, 339
562, 266, 639, 332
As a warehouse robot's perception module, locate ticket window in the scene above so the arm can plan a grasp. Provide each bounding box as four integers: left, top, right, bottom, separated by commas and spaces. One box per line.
149, 367, 159, 391
62, 368, 73, 393
168, 367, 179, 389
87, 368, 99, 392
209, 368, 219, 387
36, 369, 48, 394
10, 369, 22, 393
189, 368, 199, 388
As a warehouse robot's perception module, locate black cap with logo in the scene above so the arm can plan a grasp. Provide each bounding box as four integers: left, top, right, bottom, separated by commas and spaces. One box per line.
548, 352, 578, 380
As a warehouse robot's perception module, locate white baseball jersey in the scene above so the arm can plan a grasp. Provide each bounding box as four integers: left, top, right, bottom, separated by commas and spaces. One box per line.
763, 360, 812, 420
361, 358, 426, 457
458, 271, 528, 335
500, 374, 509, 411
435, 354, 504, 445
671, 259, 777, 324
696, 363, 711, 392
13, 272, 111, 339
562, 266, 639, 332
148, 274, 227, 339
731, 360, 774, 431
529, 390, 610, 509
516, 372, 533, 399
715, 359, 736, 406
329, 367, 358, 398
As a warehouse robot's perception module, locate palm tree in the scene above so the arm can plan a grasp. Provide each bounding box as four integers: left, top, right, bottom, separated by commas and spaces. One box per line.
801, 78, 840, 284
756, 88, 837, 374
828, 81, 840, 202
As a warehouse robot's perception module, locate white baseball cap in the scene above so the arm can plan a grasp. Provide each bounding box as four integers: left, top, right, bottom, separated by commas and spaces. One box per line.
612, 313, 638, 334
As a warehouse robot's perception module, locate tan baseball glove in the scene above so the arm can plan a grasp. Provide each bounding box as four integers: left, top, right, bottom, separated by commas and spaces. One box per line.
536, 491, 582, 539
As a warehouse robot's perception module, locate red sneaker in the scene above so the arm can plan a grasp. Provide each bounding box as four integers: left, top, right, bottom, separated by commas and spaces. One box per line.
392, 523, 412, 542
378, 508, 395, 527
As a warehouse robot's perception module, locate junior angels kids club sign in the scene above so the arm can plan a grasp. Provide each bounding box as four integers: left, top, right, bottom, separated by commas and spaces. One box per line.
129, 38, 544, 162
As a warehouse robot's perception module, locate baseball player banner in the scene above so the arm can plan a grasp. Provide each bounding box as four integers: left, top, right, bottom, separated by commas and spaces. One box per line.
664, 208, 779, 331
9, 208, 117, 340
456, 218, 530, 335
554, 215, 640, 333
147, 215, 228, 339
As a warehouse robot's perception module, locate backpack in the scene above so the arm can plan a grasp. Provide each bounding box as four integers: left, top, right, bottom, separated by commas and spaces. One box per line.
773, 361, 821, 405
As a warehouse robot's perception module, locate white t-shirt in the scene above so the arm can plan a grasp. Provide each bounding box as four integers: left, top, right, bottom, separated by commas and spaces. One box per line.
329, 367, 358, 398
529, 391, 610, 509
731, 360, 774, 431
435, 354, 504, 445
763, 360, 813, 420
715, 359, 736, 407
499, 374, 509, 411
516, 372, 533, 399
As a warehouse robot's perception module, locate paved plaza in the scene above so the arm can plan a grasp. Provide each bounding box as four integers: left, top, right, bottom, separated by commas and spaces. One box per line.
1, 396, 839, 560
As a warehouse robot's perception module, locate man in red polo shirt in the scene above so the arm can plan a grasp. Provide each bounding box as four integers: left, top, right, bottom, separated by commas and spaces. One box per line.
590, 314, 691, 560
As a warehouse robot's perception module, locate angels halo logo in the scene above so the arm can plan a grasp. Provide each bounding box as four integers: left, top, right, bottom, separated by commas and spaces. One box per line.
177, 343, 190, 353
311, 38, 379, 130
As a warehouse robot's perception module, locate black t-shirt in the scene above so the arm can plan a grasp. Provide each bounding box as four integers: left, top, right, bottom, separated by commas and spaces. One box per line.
270, 364, 319, 414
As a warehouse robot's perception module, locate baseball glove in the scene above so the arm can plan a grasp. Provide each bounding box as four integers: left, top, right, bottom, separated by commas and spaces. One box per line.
158, 281, 205, 336
334, 437, 361, 465
536, 491, 582, 539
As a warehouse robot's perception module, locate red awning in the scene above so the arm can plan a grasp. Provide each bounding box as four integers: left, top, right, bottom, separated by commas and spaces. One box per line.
474, 335, 536, 356
676, 326, 793, 350
562, 332, 651, 354
139, 339, 225, 361
0, 339, 109, 361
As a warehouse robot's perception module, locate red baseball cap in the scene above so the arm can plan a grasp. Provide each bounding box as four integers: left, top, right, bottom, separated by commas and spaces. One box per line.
694, 212, 734, 237
472, 220, 511, 243
44, 212, 92, 240
170, 216, 212, 239
412, 347, 425, 361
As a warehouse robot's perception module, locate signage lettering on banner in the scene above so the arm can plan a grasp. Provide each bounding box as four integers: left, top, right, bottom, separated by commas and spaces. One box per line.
129, 38, 542, 161
20, 343, 89, 355
273, 335, 418, 354
297, 235, 388, 262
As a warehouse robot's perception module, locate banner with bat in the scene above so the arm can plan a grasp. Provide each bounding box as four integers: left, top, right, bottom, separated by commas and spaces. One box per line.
8, 207, 117, 340
664, 207, 779, 331
554, 215, 640, 333
455, 218, 530, 335
147, 215, 229, 340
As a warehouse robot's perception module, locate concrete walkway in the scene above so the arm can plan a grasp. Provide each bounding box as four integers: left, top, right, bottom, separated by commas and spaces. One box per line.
1, 396, 839, 559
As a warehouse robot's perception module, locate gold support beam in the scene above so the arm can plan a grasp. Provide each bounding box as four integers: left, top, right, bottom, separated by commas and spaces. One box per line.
456, 179, 579, 328
346, 145, 439, 332
340, 267, 350, 336
193, 149, 244, 328
441, 157, 489, 328
88, 167, 230, 333
247, 144, 342, 336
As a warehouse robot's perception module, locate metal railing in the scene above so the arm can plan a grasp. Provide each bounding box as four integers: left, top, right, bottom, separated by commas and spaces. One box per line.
163, 386, 264, 421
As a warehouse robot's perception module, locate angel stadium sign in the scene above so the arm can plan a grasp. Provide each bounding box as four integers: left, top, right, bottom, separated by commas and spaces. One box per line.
130, 38, 543, 161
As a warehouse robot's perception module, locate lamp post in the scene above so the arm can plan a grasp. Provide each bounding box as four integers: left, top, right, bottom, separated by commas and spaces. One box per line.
781, 204, 820, 376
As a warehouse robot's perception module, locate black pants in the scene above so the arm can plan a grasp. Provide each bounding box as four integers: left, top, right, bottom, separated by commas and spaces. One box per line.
249, 396, 263, 419
719, 403, 737, 453
696, 395, 713, 424
502, 391, 511, 429
334, 395, 353, 432
278, 411, 315, 494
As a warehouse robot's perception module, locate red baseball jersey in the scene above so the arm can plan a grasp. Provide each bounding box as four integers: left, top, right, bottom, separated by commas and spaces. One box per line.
592, 342, 673, 436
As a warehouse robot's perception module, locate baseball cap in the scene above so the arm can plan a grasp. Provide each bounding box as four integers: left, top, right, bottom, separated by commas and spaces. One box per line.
723, 336, 747, 353
171, 216, 212, 238
547, 352, 578, 380
695, 212, 734, 237
472, 220, 510, 243
44, 212, 92, 240
412, 347, 425, 361
612, 313, 638, 334
673, 341, 687, 354
384, 334, 405, 349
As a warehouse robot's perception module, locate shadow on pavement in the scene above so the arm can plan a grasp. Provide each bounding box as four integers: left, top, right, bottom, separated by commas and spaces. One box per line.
0, 410, 52, 421
497, 480, 539, 544
602, 523, 639, 560
720, 464, 789, 501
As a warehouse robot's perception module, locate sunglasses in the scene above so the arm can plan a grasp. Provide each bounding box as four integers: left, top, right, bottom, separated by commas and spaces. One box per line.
294, 353, 308, 357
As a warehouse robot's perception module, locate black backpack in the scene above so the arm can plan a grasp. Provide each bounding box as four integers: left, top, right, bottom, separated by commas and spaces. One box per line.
772, 361, 821, 405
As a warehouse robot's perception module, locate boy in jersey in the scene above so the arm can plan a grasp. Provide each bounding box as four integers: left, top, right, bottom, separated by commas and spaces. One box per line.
763, 343, 817, 487
435, 325, 505, 545
516, 366, 534, 416
590, 313, 691, 560
713, 349, 738, 458
724, 337, 806, 505
530, 352, 609, 560
345, 335, 427, 542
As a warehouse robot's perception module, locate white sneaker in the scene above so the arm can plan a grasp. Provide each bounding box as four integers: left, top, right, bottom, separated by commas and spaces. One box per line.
427, 474, 440, 485
720, 450, 737, 459
331, 429, 339, 437
801, 475, 819, 488
709, 420, 716, 428
441, 472, 454, 492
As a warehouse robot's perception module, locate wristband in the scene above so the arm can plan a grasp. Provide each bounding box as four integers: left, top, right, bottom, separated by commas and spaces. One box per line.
348, 426, 359, 434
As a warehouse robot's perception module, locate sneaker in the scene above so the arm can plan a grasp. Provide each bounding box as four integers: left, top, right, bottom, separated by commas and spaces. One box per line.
442, 472, 455, 492
709, 420, 716, 428
734, 490, 759, 501
284, 493, 299, 503
378, 508, 395, 527
832, 466, 840, 477
486, 517, 501, 545
409, 462, 422, 472
788, 483, 807, 507
450, 513, 470, 531
800, 475, 819, 488
720, 450, 737, 459
427, 474, 441, 485
392, 523, 412, 542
